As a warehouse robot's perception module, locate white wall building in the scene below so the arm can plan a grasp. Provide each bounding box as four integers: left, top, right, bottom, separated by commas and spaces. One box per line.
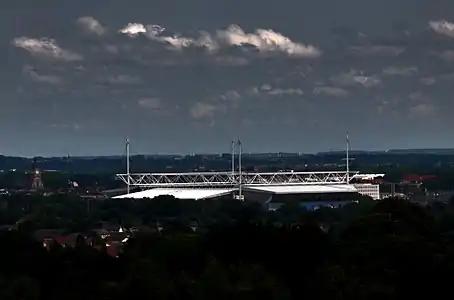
353, 183, 380, 200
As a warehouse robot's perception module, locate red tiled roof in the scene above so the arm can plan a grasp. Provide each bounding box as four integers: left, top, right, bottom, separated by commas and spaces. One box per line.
106, 244, 118, 257
53, 236, 71, 245
403, 174, 437, 182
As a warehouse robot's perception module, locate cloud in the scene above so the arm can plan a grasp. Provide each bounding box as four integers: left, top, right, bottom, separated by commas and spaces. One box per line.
429, 20, 454, 38
118, 23, 321, 57
76, 16, 107, 36
267, 88, 304, 96
420, 77, 436, 86
409, 103, 436, 117
258, 84, 304, 96
408, 92, 428, 102
12, 37, 83, 62
313, 86, 349, 98
216, 25, 320, 57
6, 4, 454, 155
215, 85, 304, 106
376, 99, 394, 115
374, 92, 436, 117
138, 97, 162, 110
382, 66, 418, 76
119, 23, 147, 37
103, 75, 142, 85
220, 90, 242, 104
22, 65, 63, 84
330, 70, 381, 88
190, 102, 217, 119
50, 123, 82, 131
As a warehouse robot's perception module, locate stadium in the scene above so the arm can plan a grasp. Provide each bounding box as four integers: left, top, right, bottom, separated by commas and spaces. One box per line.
113, 171, 384, 210
113, 140, 384, 210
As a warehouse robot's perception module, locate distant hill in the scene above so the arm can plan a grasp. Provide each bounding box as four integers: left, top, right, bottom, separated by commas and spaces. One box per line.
318, 149, 454, 155
386, 149, 454, 155
3, 148, 454, 160
316, 150, 384, 155
1, 148, 454, 173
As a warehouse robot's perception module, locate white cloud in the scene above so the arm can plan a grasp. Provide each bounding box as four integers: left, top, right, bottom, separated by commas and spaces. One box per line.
408, 92, 429, 102
374, 95, 402, 115
265, 87, 304, 96
119, 23, 321, 57
190, 102, 217, 119
216, 90, 242, 110
215, 25, 320, 57
382, 66, 418, 76
220, 85, 304, 102
409, 103, 436, 117
12, 37, 83, 61
429, 20, 454, 38
76, 16, 107, 36
50, 123, 83, 131
220, 90, 242, 102
138, 97, 161, 109
376, 101, 390, 115
22, 65, 62, 84
104, 74, 141, 84
313, 86, 349, 98
119, 23, 147, 37
330, 70, 381, 88
420, 77, 436, 86
405, 93, 437, 118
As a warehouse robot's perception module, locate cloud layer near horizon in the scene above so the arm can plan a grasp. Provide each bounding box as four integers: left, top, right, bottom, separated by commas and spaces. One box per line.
2, 0, 454, 155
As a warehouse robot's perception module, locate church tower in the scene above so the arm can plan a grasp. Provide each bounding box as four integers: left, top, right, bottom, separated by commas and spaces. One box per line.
30, 157, 44, 190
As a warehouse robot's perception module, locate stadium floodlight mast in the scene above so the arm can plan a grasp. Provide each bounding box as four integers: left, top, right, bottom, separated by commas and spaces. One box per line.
238, 137, 243, 201
231, 140, 235, 176
346, 133, 349, 182
126, 138, 130, 194
344, 133, 355, 183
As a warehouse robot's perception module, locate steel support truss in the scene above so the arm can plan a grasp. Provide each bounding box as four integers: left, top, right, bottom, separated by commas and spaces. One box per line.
116, 171, 362, 188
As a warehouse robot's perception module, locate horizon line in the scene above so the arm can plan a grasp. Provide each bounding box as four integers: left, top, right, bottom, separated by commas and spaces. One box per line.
2, 147, 454, 159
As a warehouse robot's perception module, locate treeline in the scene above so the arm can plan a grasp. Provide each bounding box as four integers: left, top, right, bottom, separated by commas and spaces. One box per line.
4, 168, 454, 191
1, 198, 454, 299
0, 171, 122, 190
0, 194, 374, 232
3, 194, 454, 234
3, 152, 454, 174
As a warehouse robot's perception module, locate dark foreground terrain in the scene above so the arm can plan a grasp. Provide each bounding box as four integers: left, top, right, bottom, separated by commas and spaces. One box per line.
1, 195, 454, 299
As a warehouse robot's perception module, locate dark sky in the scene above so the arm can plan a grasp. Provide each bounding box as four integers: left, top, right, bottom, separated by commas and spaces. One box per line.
2, 0, 454, 156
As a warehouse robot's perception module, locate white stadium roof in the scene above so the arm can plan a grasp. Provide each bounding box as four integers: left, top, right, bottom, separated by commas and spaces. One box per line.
352, 173, 385, 180
113, 184, 358, 200
113, 188, 235, 200
243, 184, 357, 194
